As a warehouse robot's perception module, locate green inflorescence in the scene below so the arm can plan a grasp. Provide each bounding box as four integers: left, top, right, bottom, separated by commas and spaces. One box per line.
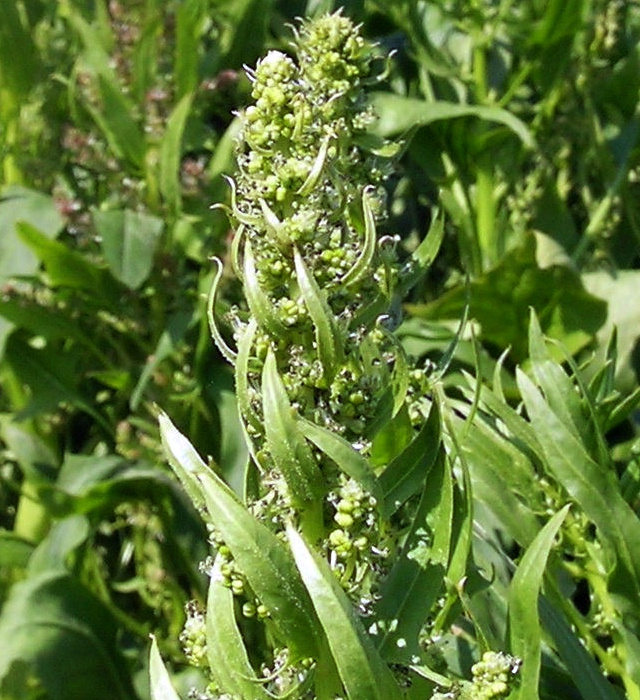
181, 11, 519, 700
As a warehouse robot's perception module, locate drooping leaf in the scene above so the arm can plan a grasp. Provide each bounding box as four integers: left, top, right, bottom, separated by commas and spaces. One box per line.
407, 237, 607, 362
370, 93, 535, 148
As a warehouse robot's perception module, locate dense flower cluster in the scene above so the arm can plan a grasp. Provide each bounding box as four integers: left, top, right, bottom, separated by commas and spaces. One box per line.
179, 12, 519, 700
217, 11, 403, 599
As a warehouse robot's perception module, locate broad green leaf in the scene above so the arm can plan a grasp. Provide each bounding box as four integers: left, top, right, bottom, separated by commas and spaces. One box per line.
583, 270, 640, 392
159, 93, 194, 214
0, 572, 138, 700
298, 417, 383, 507
149, 636, 182, 700
407, 237, 607, 363
16, 221, 120, 307
378, 398, 441, 517
262, 349, 325, 516
95, 209, 164, 289
0, 532, 34, 569
517, 369, 640, 622
286, 526, 403, 700
205, 557, 270, 699
0, 187, 63, 283
27, 516, 91, 575
160, 414, 321, 658
370, 93, 535, 149
509, 505, 570, 700
294, 247, 342, 384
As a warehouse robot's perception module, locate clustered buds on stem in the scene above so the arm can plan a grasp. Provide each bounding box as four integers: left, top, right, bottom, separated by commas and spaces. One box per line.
178, 11, 520, 700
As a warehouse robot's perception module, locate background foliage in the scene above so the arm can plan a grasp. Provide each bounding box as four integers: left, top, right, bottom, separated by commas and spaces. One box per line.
0, 1, 639, 699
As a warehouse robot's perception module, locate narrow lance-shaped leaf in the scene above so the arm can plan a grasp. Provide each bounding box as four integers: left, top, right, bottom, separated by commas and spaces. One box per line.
294, 246, 343, 385
149, 636, 182, 700
508, 505, 570, 700
159, 92, 194, 214
374, 450, 449, 661
206, 556, 271, 700
341, 187, 378, 288
517, 368, 640, 618
160, 412, 321, 659
297, 417, 383, 508
244, 239, 288, 336
262, 349, 325, 512
378, 397, 442, 517
286, 525, 404, 700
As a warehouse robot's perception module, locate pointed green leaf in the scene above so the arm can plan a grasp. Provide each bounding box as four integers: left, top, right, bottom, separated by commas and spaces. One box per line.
206, 557, 270, 699
262, 349, 325, 509
244, 240, 288, 336
509, 505, 570, 700
159, 93, 194, 213
294, 247, 342, 384
286, 526, 403, 700
197, 467, 322, 659
539, 598, 625, 700
159, 411, 208, 511
378, 399, 441, 517
297, 418, 382, 508
517, 369, 640, 621
149, 636, 182, 700
374, 451, 449, 661
341, 188, 378, 288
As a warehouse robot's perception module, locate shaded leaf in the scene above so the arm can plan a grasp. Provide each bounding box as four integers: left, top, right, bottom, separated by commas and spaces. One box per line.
0, 572, 138, 700
509, 505, 570, 700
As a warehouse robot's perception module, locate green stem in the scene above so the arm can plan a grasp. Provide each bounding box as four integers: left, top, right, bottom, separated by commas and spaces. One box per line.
475, 161, 498, 270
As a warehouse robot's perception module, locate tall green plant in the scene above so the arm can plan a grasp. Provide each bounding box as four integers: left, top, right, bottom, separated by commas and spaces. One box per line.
158, 12, 518, 700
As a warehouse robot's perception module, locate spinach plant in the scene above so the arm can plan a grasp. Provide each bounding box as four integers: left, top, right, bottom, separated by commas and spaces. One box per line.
157, 12, 517, 700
